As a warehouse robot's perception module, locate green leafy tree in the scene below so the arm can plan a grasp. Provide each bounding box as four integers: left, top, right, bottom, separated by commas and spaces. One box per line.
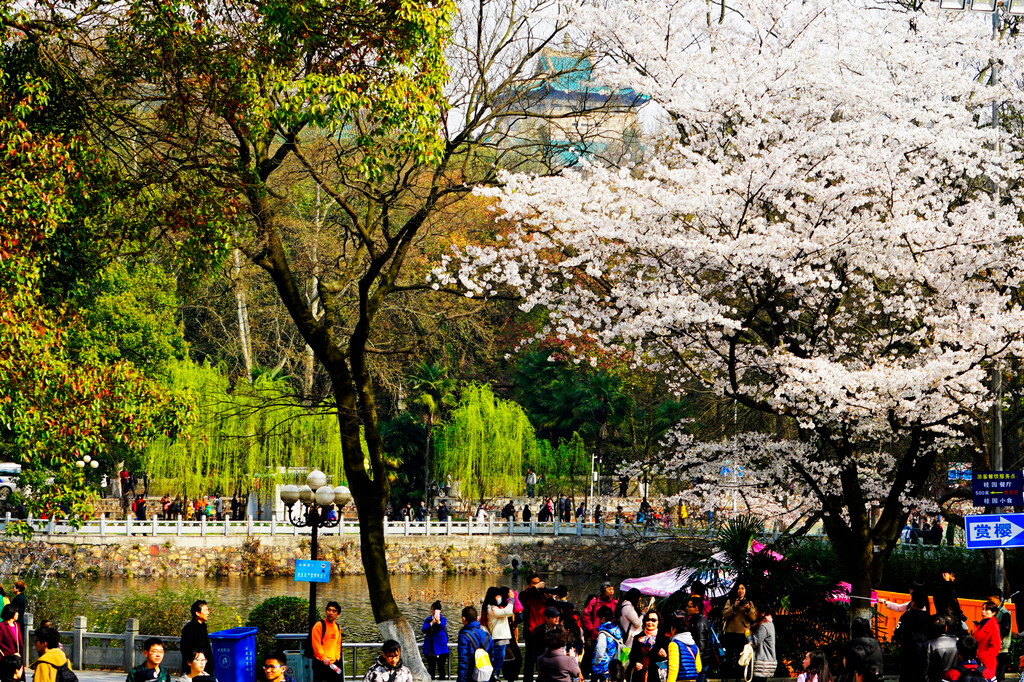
434, 383, 536, 503
408, 362, 456, 504
0, 27, 188, 523
145, 360, 348, 498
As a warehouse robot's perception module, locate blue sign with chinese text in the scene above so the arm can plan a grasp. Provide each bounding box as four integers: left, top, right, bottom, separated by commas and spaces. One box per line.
965, 513, 1024, 549
971, 470, 1023, 507
294, 559, 331, 583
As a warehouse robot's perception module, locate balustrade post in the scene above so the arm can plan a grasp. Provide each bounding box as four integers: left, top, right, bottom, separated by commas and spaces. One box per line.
22, 613, 33, 662
73, 615, 86, 670
337, 514, 343, 536
446, 518, 452, 536
576, 519, 583, 536
600, 520, 606, 537
531, 520, 536, 536
201, 516, 207, 537
125, 515, 132, 537
247, 515, 253, 535
554, 517, 560, 537
99, 514, 106, 537
508, 517, 513, 535
468, 516, 473, 536
425, 515, 431, 536
47, 516, 55, 535
151, 516, 158, 536
176, 514, 182, 537
224, 516, 230, 536
124, 618, 139, 671
488, 516, 494, 535
404, 518, 410, 537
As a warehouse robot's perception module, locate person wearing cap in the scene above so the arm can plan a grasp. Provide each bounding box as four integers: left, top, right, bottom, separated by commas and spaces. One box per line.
521, 575, 561, 682
582, 583, 619, 676
528, 608, 563, 681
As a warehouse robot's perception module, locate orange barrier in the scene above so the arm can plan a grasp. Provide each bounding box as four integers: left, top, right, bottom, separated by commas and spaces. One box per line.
874, 590, 1019, 642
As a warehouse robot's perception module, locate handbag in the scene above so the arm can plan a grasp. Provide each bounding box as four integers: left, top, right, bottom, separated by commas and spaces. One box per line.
738, 642, 754, 682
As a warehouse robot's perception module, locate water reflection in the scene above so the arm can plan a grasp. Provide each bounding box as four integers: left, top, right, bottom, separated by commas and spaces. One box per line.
85, 573, 605, 642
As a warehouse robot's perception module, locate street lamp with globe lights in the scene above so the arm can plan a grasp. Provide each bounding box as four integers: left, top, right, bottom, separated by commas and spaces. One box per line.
280, 470, 352, 627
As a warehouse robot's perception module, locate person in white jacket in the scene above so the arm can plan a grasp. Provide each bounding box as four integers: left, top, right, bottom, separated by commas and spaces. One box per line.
482, 587, 516, 680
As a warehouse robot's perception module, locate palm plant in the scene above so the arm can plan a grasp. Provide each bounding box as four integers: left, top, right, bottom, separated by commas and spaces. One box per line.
664, 515, 850, 674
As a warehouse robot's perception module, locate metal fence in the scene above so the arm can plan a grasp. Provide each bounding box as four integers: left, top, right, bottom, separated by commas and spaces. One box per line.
22, 613, 446, 680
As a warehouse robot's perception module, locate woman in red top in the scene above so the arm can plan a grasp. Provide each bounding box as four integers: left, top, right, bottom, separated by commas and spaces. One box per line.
973, 601, 1001, 679
0, 604, 21, 657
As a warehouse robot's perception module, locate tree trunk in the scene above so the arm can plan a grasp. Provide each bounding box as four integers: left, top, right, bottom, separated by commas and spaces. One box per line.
232, 246, 253, 383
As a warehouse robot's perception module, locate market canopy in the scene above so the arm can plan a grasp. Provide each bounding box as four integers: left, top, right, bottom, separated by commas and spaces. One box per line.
619, 552, 733, 598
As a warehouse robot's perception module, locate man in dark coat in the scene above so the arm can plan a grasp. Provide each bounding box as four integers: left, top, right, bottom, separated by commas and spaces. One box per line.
180, 600, 213, 673
846, 616, 884, 676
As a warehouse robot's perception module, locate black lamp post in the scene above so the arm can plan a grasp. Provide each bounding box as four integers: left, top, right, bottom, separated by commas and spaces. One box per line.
280, 469, 352, 628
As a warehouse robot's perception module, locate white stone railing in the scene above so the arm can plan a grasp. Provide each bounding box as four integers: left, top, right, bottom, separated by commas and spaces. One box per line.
1, 512, 683, 539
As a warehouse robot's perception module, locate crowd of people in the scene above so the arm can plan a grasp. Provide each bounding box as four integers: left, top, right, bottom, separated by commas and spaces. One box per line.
0, 569, 1016, 682
400, 576, 782, 682
390, 572, 1017, 682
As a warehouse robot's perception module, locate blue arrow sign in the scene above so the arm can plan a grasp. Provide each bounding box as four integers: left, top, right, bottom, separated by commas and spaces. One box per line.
965, 513, 1024, 549
295, 559, 332, 583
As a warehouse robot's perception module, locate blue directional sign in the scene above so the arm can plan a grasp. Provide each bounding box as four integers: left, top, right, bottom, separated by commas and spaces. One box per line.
295, 559, 332, 583
965, 514, 1024, 549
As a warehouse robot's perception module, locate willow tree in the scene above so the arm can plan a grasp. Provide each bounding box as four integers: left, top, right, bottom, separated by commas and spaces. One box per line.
145, 360, 347, 499
434, 384, 535, 503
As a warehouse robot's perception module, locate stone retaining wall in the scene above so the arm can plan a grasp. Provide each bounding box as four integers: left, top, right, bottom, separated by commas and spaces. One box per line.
0, 533, 681, 579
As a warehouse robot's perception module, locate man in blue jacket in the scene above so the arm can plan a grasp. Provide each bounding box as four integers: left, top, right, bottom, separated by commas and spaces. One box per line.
457, 606, 493, 682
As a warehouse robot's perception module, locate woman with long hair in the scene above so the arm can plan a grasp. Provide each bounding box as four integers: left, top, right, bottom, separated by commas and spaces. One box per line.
797, 651, 833, 682
721, 582, 753, 681
616, 589, 644, 652
483, 587, 515, 680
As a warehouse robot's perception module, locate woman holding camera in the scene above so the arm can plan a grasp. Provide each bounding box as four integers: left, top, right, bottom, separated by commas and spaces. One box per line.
721, 582, 753, 681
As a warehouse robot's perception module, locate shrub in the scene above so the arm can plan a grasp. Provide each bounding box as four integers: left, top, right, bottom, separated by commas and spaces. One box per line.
27, 576, 94, 631
91, 584, 241, 639
246, 596, 313, 660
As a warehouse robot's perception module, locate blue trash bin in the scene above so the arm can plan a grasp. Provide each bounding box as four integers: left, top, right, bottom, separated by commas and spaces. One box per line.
210, 626, 258, 682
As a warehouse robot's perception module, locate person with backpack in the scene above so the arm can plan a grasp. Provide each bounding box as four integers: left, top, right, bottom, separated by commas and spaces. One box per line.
458, 606, 494, 682
31, 627, 74, 682
583, 584, 619, 675
666, 614, 701, 682
592, 608, 623, 682
945, 637, 989, 682
127, 638, 170, 682
309, 601, 344, 682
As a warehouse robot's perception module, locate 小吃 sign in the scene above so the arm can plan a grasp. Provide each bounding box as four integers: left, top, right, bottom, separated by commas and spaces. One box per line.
971, 470, 1023, 507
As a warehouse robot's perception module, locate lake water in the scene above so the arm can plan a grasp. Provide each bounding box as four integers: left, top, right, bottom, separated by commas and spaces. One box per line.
83, 573, 605, 642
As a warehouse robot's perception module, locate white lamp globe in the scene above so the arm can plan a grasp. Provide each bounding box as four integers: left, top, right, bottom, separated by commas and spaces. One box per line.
297, 485, 314, 504
280, 485, 300, 504
306, 469, 328, 491
315, 486, 335, 507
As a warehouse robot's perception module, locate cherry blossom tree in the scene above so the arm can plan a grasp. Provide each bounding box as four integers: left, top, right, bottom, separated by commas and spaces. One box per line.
440, 0, 1024, 615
